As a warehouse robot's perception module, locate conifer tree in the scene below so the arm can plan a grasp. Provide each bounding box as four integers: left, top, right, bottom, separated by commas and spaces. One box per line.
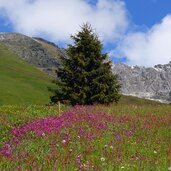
50, 23, 121, 105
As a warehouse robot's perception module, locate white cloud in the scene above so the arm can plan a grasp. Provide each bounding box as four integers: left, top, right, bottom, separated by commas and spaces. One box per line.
0, 0, 128, 43
111, 15, 171, 66
1, 0, 170, 67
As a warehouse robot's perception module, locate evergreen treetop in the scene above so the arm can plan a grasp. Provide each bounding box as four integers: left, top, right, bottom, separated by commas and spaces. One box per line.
50, 23, 121, 105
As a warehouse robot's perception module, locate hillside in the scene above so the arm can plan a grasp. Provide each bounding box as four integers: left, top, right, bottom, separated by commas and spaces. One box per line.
0, 44, 55, 105
118, 94, 162, 105
0, 32, 66, 76
33, 37, 67, 60
0, 40, 161, 106
0, 32, 170, 104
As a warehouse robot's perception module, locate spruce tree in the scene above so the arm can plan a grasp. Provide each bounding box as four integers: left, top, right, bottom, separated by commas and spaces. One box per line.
50, 23, 121, 105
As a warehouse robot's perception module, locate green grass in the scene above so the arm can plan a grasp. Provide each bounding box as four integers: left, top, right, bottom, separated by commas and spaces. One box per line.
0, 41, 170, 170
0, 104, 170, 170
119, 94, 162, 105
0, 44, 55, 105
0, 42, 162, 107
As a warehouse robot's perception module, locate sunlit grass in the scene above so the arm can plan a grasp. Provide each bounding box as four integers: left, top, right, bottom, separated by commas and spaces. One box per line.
0, 104, 170, 170
0, 44, 55, 105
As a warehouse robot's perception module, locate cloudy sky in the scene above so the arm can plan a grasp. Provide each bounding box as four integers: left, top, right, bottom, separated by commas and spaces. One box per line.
0, 0, 171, 66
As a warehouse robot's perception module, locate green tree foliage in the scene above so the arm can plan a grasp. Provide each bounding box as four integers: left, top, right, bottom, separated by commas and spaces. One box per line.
50, 23, 121, 105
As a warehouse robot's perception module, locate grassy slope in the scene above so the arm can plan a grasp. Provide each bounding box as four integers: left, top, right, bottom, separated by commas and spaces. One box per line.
119, 94, 161, 105
0, 44, 170, 170
0, 44, 55, 105
0, 41, 162, 106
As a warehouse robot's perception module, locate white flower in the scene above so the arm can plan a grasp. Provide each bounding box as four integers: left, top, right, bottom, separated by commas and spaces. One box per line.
100, 157, 105, 162
104, 144, 108, 148
42, 133, 45, 136
110, 146, 113, 149
168, 166, 171, 171
154, 150, 157, 154
121, 166, 124, 169
62, 139, 66, 144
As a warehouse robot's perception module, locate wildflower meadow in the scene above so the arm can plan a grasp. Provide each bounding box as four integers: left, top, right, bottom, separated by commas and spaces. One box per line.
0, 104, 171, 170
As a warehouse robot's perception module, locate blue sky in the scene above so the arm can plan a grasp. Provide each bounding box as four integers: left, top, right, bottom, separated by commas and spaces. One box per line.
125, 0, 171, 27
88, 0, 171, 27
0, 0, 171, 66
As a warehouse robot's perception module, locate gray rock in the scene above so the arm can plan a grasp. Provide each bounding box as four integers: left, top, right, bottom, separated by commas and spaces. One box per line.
0, 32, 66, 76
112, 62, 171, 103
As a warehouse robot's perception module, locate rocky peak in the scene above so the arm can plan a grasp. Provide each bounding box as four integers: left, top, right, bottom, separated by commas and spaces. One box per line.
0, 32, 66, 76
113, 62, 171, 103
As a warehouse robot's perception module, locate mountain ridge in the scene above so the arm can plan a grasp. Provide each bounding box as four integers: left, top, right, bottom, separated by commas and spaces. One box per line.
0, 32, 170, 103
0, 32, 65, 76
112, 62, 171, 103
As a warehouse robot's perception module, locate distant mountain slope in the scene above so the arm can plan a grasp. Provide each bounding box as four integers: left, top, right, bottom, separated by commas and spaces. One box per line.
0, 43, 55, 105
33, 37, 67, 60
112, 62, 171, 103
0, 32, 66, 76
0, 32, 170, 104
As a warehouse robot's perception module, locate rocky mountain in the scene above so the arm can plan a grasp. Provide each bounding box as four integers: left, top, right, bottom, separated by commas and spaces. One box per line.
0, 32, 66, 75
0, 32, 170, 103
112, 62, 171, 103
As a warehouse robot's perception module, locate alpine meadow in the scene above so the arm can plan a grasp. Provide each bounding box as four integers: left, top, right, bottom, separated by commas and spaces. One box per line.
0, 15, 171, 171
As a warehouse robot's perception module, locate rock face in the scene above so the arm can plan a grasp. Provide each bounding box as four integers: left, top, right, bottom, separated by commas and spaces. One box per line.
0, 32, 66, 75
112, 62, 171, 103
